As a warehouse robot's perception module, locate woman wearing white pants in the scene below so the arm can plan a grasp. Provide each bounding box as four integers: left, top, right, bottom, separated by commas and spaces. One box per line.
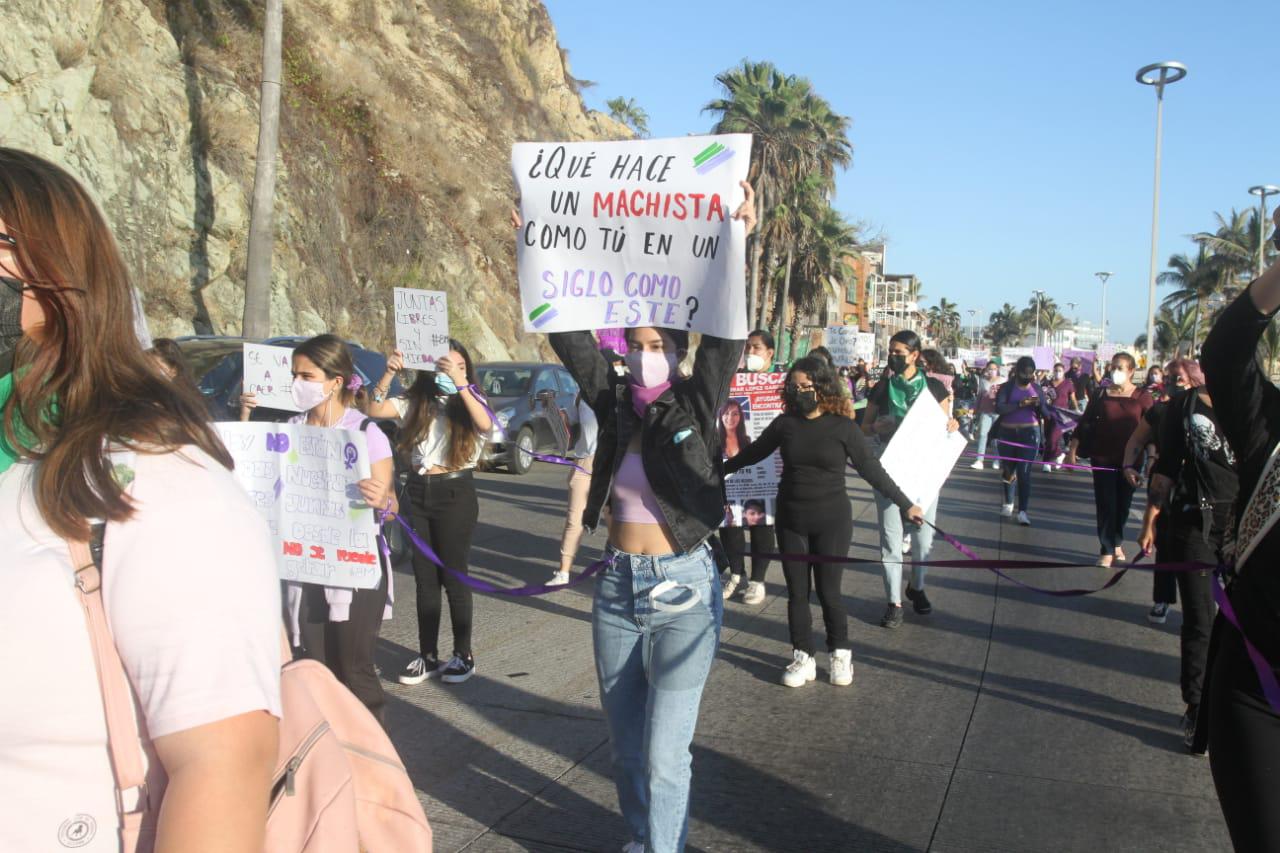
549, 394, 598, 585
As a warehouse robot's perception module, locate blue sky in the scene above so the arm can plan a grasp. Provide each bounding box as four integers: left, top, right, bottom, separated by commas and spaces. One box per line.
542, 0, 1279, 346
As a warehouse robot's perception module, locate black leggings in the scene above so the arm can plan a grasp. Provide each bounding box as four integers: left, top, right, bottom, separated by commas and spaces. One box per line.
299, 566, 389, 724
406, 471, 479, 659
1155, 517, 1219, 706
1208, 623, 1280, 852
1090, 468, 1137, 553
777, 498, 853, 655
718, 524, 776, 583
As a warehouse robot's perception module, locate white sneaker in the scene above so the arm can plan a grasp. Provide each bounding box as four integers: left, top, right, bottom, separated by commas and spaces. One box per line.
743, 580, 766, 605
1001, 503, 1014, 518
829, 649, 853, 686
969, 459, 984, 470
1042, 463, 1053, 473
782, 650, 816, 687
1017, 511, 1031, 526
546, 571, 570, 586
621, 842, 644, 853
721, 573, 741, 600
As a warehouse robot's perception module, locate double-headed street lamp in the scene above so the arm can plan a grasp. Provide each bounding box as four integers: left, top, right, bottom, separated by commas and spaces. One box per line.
1095, 271, 1113, 345
1136, 61, 1188, 365
967, 308, 977, 347
1249, 185, 1280, 280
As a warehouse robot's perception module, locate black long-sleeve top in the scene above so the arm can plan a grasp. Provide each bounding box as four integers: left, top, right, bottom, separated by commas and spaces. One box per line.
1201, 282, 1280, 662
725, 412, 914, 512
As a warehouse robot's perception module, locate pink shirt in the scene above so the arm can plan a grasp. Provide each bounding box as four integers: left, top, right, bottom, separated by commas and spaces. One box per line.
611, 452, 665, 524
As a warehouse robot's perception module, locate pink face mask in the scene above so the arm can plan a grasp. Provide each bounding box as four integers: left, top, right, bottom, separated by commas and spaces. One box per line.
625, 350, 678, 388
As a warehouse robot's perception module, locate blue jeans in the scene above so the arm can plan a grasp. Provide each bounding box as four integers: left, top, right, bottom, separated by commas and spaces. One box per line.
875, 493, 937, 605
594, 543, 723, 853
975, 412, 998, 461
999, 425, 1041, 511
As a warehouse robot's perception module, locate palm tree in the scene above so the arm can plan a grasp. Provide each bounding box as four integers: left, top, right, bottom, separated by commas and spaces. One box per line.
1134, 304, 1197, 359
986, 304, 1026, 347
785, 203, 861, 359
605, 96, 649, 136
1040, 306, 1071, 349
1021, 294, 1058, 345
243, 0, 283, 339
1158, 246, 1216, 350
1194, 208, 1275, 288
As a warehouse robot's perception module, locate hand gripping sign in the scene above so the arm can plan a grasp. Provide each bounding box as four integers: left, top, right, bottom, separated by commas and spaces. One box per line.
512, 134, 752, 339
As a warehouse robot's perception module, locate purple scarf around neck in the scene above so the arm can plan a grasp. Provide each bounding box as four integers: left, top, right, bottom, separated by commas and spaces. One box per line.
630, 381, 672, 418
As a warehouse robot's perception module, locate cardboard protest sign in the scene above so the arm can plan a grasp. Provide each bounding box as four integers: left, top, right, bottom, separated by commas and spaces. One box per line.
956, 347, 989, 365
822, 327, 875, 366
721, 372, 785, 527
879, 392, 968, 511
243, 343, 299, 412
1033, 346, 1056, 370
512, 134, 752, 339
215, 422, 382, 590
394, 287, 450, 370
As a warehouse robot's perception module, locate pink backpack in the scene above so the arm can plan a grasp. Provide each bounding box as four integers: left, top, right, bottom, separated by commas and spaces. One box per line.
70, 538, 433, 852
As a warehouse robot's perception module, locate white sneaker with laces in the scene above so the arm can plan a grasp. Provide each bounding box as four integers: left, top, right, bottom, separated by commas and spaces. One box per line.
397, 655, 441, 685
1017, 511, 1031, 526
829, 649, 853, 686
969, 459, 984, 470
743, 580, 766, 605
721, 573, 741, 600
782, 650, 816, 687
547, 571, 570, 586
1001, 503, 1014, 518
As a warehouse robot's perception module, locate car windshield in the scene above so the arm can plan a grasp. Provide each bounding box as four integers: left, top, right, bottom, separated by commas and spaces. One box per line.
477, 367, 532, 397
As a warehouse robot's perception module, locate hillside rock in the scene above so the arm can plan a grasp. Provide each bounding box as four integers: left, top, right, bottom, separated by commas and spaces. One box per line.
0, 0, 629, 358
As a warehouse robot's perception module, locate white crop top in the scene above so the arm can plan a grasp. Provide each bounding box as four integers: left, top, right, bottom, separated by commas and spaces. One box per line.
392, 397, 492, 473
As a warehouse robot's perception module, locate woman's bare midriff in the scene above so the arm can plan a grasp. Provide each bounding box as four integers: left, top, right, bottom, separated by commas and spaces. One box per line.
608, 433, 681, 556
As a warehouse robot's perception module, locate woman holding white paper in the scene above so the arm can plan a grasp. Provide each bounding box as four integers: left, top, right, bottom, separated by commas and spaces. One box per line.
862, 329, 956, 629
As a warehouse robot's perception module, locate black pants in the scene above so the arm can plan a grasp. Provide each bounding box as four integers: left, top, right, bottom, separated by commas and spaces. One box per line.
1090, 468, 1136, 554
718, 524, 776, 583
406, 471, 479, 659
1208, 623, 1280, 852
299, 568, 389, 724
1155, 517, 1218, 706
777, 499, 852, 655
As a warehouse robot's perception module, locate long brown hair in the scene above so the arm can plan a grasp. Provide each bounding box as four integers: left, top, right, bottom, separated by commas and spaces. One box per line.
0, 148, 232, 539
292, 333, 363, 411
397, 339, 481, 470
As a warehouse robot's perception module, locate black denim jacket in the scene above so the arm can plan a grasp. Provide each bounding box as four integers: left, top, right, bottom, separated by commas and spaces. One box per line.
550, 331, 744, 554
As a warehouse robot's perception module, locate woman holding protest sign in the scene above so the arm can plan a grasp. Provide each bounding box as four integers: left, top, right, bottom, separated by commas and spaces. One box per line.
282, 334, 396, 722
366, 344, 493, 686
862, 330, 956, 629
726, 356, 924, 687
0, 148, 281, 849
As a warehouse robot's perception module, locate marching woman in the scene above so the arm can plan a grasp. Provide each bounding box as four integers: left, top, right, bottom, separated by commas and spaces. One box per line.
366, 345, 494, 686
542, 183, 755, 853
1199, 212, 1280, 851
725, 356, 923, 687
862, 330, 956, 628
548, 390, 598, 586
0, 148, 281, 849
994, 356, 1054, 525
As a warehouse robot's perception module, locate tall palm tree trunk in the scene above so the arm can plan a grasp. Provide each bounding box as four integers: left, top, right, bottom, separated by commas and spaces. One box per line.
1191, 296, 1202, 355
242, 0, 283, 340
775, 247, 794, 357
748, 181, 766, 330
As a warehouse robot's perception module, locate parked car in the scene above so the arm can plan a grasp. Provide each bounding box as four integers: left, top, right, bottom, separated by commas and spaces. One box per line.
476, 361, 580, 474
177, 335, 403, 422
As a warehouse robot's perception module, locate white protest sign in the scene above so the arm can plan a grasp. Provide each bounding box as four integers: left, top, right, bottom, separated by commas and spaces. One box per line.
394, 288, 450, 370
1001, 346, 1033, 364
512, 134, 752, 338
822, 326, 870, 366
243, 343, 299, 412
215, 422, 381, 590
956, 347, 989, 365
854, 331, 876, 362
879, 392, 968, 511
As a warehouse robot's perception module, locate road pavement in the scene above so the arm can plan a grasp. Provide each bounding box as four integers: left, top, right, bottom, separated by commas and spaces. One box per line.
375, 459, 1229, 852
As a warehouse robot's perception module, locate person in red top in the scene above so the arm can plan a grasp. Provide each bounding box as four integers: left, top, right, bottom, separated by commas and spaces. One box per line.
1040, 362, 1077, 471
1066, 352, 1153, 567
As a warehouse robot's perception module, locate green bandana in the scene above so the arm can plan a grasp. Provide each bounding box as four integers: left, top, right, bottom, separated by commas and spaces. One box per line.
0, 372, 38, 475
886, 370, 927, 421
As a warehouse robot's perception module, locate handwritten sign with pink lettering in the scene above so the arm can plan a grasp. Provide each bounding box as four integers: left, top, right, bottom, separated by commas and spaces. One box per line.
513, 134, 752, 338
394, 288, 450, 370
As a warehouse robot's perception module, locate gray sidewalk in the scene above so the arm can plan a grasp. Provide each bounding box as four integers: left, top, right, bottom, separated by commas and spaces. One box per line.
377, 461, 1228, 852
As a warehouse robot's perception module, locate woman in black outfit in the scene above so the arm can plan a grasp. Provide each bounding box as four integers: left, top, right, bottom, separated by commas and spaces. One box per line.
1199, 211, 1280, 852
726, 356, 923, 688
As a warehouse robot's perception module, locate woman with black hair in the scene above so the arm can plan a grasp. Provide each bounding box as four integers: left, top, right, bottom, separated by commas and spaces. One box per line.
994, 356, 1053, 525
862, 330, 956, 628
366, 342, 494, 685
727, 356, 923, 687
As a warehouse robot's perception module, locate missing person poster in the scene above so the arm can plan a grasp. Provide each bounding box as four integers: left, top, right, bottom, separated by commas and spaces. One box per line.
721, 372, 785, 527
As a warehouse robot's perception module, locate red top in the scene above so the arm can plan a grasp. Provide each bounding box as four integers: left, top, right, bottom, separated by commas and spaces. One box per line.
1082, 388, 1153, 466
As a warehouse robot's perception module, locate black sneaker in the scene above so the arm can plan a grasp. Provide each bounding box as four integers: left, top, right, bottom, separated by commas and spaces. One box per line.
1183, 705, 1204, 755
440, 653, 476, 684
880, 604, 904, 629
397, 654, 442, 685
905, 586, 933, 615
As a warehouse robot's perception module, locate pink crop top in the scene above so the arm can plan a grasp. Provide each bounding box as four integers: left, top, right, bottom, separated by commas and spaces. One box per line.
611, 452, 666, 524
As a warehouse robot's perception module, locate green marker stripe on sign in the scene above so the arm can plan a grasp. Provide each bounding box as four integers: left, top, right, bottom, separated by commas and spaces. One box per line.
529, 303, 552, 322
693, 143, 724, 166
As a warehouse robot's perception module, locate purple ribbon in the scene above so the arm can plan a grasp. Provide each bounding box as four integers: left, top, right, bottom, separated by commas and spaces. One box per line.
970, 450, 1115, 472
464, 384, 505, 440
1212, 573, 1280, 713
387, 511, 606, 596
513, 445, 592, 475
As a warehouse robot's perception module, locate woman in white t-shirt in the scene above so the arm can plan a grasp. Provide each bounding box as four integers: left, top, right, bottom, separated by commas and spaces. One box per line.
0, 148, 282, 850
367, 343, 493, 685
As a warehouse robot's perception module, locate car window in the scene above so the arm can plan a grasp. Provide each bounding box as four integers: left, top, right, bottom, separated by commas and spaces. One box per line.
532, 369, 558, 394
556, 370, 579, 396
477, 367, 532, 397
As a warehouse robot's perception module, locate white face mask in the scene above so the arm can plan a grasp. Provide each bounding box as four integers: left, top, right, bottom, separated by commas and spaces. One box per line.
625, 350, 678, 388
291, 378, 333, 411
745, 353, 768, 372
1111, 370, 1128, 386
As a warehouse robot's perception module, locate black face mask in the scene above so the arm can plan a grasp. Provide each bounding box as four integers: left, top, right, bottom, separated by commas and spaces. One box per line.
887, 354, 909, 374
0, 277, 24, 375
787, 388, 819, 415
1015, 373, 1033, 386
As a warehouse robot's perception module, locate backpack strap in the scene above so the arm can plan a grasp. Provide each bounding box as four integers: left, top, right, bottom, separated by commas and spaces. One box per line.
69, 523, 152, 842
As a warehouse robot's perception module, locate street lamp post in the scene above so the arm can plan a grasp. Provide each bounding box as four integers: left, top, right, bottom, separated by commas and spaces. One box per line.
1066, 302, 1077, 350
1136, 61, 1188, 366
967, 309, 976, 347
1095, 271, 1113, 348
1032, 289, 1045, 347
1249, 185, 1280, 280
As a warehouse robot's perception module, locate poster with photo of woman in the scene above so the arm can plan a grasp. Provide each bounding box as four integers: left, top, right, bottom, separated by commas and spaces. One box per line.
721, 372, 785, 527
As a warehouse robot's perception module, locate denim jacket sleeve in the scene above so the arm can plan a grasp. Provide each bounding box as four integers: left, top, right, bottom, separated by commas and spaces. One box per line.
549, 331, 612, 416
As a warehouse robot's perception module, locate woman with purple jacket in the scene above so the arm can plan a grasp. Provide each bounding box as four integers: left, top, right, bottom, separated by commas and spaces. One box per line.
994, 356, 1053, 525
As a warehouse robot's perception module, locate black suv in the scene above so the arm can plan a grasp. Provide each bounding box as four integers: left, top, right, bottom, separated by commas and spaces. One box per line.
476, 361, 580, 474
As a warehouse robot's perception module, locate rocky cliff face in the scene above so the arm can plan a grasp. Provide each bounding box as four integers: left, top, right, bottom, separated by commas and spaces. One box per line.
0, 0, 628, 358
